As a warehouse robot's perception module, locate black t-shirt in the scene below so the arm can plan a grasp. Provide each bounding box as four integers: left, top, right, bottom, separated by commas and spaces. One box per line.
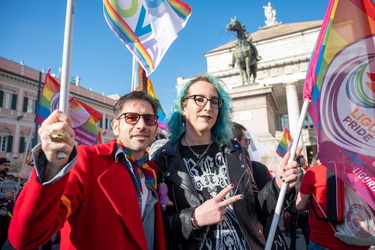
180, 142, 250, 250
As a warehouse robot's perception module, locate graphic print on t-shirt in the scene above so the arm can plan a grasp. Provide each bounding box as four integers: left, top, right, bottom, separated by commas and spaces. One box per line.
181, 144, 249, 250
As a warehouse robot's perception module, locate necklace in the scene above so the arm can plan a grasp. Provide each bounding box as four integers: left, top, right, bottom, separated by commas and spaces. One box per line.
183, 136, 212, 165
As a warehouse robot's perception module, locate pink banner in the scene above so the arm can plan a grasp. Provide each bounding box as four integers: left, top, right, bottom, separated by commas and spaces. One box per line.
303, 0, 375, 209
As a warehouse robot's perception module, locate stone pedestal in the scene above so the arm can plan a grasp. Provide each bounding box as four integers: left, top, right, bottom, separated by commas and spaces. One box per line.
229, 83, 281, 169
230, 83, 278, 136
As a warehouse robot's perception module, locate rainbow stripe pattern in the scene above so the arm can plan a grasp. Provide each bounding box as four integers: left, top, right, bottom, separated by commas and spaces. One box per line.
303, 0, 375, 210
103, 0, 191, 76
276, 128, 293, 158
136, 78, 167, 131
35, 73, 102, 146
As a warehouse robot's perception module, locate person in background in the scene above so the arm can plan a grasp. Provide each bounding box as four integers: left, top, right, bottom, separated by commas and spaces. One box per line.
296, 155, 370, 250
232, 122, 289, 250
17, 165, 33, 188
2, 164, 47, 250
152, 74, 301, 249
0, 158, 17, 248
232, 122, 251, 149
2, 166, 32, 217
287, 155, 310, 250
9, 91, 165, 250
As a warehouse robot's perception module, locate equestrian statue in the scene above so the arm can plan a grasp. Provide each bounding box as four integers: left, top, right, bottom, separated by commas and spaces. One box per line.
226, 17, 261, 84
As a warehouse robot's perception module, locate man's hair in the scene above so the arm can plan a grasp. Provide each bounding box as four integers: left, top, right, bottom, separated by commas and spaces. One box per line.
232, 122, 246, 140
113, 91, 160, 118
167, 73, 233, 146
0, 158, 10, 166
296, 155, 307, 169
310, 154, 320, 166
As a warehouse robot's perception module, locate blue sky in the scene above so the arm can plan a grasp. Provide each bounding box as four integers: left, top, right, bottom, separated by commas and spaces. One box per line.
0, 1, 328, 115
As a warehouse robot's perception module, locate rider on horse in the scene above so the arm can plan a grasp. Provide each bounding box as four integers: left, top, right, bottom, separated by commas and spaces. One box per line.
242, 25, 262, 61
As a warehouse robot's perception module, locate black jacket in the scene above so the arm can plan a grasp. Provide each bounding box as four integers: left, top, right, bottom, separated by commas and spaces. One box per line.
152, 139, 291, 250
251, 161, 290, 250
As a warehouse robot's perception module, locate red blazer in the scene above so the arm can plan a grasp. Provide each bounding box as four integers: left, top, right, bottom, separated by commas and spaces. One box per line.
9, 140, 165, 250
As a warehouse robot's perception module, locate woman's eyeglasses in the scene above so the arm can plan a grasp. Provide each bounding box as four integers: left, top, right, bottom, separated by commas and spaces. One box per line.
183, 95, 223, 109
117, 112, 159, 126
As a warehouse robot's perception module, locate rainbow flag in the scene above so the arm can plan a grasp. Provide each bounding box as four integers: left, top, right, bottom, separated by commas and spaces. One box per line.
276, 128, 293, 158
135, 65, 167, 131
97, 128, 103, 144
103, 0, 192, 76
22, 139, 33, 167
303, 0, 375, 209
35, 73, 103, 146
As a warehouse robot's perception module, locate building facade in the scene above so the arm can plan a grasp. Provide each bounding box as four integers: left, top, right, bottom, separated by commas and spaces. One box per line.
0, 57, 117, 171
177, 20, 322, 169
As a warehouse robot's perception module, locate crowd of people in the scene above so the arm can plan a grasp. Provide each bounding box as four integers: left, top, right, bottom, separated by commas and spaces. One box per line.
0, 158, 32, 249
2, 73, 373, 250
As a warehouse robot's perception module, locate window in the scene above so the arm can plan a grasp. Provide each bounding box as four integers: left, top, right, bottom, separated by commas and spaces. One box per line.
304, 115, 314, 129
0, 91, 17, 110
280, 114, 289, 131
105, 118, 112, 130
19, 136, 31, 153
0, 135, 12, 153
23, 97, 37, 114
97, 118, 103, 128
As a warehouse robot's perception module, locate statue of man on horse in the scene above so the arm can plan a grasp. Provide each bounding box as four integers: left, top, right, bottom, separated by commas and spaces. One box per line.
226, 17, 261, 84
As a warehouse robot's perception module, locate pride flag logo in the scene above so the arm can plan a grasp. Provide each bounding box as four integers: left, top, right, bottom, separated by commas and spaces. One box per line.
320, 35, 375, 157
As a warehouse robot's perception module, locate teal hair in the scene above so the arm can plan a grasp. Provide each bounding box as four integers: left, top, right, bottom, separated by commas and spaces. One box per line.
167, 73, 233, 146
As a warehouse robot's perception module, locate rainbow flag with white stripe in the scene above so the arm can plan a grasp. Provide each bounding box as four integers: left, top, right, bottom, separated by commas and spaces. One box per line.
276, 128, 293, 158
35, 73, 102, 146
103, 0, 192, 76
303, 0, 375, 210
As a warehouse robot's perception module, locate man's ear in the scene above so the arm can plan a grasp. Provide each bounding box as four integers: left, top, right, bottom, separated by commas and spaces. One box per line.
112, 119, 119, 136
233, 138, 240, 142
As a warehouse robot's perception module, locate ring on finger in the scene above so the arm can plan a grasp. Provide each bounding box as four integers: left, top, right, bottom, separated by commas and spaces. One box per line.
49, 130, 66, 143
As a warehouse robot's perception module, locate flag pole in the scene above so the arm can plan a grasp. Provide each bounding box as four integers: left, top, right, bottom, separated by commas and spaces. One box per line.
131, 56, 137, 91
58, 0, 75, 159
60, 0, 75, 112
265, 100, 310, 250
268, 153, 276, 173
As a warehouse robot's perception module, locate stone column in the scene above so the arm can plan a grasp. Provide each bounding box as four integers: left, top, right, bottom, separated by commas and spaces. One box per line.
285, 82, 300, 138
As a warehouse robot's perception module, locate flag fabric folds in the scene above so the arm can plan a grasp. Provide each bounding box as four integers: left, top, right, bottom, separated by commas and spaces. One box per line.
303, 0, 375, 209
135, 64, 167, 131
103, 0, 192, 76
97, 128, 103, 144
22, 138, 33, 167
245, 130, 266, 162
35, 73, 103, 146
276, 128, 293, 158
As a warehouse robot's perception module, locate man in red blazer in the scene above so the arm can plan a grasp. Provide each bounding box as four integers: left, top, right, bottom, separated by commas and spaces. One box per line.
9, 91, 166, 250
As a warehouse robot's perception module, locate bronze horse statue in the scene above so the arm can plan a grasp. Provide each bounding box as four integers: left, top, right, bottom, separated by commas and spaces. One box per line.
226, 17, 258, 84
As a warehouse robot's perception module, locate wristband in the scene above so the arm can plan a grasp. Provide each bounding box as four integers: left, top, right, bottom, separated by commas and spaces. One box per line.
191, 216, 202, 230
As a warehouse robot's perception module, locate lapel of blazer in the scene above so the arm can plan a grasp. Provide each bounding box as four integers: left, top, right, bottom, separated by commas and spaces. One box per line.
97, 148, 147, 249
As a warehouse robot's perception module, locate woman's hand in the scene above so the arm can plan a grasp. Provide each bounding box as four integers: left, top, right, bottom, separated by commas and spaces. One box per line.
192, 184, 244, 227
275, 146, 303, 190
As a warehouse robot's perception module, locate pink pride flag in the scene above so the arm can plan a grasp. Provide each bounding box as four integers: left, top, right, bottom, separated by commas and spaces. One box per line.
303, 0, 375, 209
103, 0, 192, 76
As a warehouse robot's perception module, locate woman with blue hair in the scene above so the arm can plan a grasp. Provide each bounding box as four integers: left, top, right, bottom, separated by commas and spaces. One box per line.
152, 74, 301, 250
